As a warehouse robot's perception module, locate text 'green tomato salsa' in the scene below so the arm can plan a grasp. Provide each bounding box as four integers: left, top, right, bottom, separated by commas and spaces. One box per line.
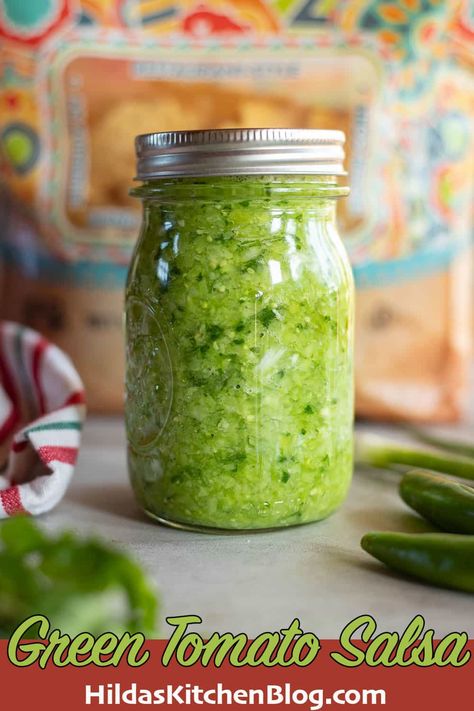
126, 131, 354, 531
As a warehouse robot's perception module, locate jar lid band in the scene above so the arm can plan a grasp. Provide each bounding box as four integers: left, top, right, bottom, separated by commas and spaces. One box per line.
134, 128, 346, 180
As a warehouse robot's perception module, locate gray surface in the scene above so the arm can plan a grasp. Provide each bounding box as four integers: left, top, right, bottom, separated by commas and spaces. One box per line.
42, 415, 474, 638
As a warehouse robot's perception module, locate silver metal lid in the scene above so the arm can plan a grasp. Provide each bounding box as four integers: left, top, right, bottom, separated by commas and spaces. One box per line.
134, 128, 346, 179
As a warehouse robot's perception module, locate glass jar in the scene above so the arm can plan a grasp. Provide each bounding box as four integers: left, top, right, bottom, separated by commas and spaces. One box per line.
126, 129, 354, 531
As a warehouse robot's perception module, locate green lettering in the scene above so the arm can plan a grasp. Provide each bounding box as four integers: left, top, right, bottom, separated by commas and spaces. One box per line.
410, 631, 435, 667
162, 615, 202, 666
175, 633, 204, 666
6, 615, 148, 669
43, 630, 72, 669
201, 632, 247, 667
365, 632, 399, 667
245, 633, 281, 666
396, 616, 425, 666
90, 633, 119, 665
331, 614, 376, 667
8, 615, 50, 667
110, 632, 149, 667
276, 619, 304, 667
434, 633, 470, 667
66, 634, 95, 667
292, 633, 320, 666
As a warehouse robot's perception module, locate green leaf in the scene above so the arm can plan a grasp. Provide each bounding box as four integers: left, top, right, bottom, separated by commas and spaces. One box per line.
258, 306, 277, 328
0, 516, 46, 554
0, 517, 159, 638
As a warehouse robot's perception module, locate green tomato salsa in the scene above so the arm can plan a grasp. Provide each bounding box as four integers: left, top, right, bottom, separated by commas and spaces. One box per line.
126, 176, 354, 530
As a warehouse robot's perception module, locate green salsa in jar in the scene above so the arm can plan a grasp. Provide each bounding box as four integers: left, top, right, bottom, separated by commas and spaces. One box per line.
126, 129, 354, 531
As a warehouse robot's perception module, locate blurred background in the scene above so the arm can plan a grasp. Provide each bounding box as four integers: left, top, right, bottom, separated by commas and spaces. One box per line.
0, 0, 472, 421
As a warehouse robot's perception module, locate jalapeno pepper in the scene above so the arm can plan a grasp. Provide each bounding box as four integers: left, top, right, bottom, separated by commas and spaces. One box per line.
361, 531, 474, 593
400, 470, 474, 534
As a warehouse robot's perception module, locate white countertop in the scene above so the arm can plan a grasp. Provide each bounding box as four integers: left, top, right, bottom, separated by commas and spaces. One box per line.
42, 413, 474, 639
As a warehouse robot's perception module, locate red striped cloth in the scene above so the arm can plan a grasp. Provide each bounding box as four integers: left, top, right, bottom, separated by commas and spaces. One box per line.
0, 322, 86, 517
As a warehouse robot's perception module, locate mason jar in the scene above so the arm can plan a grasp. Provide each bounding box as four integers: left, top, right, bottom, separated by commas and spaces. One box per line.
126, 128, 354, 531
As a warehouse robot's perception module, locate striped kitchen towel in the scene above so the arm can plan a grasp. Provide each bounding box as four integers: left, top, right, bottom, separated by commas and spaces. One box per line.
0, 321, 86, 517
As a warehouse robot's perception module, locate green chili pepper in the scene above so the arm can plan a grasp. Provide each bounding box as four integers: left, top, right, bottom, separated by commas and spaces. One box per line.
355, 432, 474, 480
361, 531, 474, 593
408, 428, 474, 460
400, 470, 474, 534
